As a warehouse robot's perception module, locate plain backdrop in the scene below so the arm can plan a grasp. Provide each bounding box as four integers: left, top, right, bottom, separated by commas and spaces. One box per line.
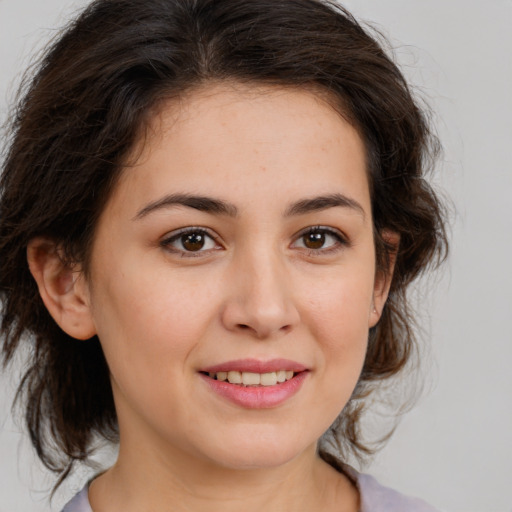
0, 1, 511, 511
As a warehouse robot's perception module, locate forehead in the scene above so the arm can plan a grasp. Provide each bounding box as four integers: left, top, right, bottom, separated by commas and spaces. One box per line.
110, 83, 370, 217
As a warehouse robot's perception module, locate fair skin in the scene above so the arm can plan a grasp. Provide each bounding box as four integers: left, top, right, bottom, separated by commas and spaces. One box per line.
28, 84, 395, 512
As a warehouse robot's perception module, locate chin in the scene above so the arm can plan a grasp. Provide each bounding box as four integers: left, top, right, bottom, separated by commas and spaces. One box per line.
196, 426, 312, 471
211, 449, 301, 471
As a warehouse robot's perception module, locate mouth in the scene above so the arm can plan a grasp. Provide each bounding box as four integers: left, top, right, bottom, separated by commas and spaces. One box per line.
199, 359, 308, 409
200, 370, 297, 387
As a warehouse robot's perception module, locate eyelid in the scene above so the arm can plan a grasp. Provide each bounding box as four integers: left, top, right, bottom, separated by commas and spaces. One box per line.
291, 225, 350, 253
160, 226, 223, 256
159, 225, 349, 257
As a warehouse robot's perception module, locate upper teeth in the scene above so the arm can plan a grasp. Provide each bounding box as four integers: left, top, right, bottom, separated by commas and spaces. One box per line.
208, 370, 295, 386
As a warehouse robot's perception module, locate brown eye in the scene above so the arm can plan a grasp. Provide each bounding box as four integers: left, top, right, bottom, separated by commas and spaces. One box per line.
303, 231, 326, 249
181, 232, 206, 251
291, 226, 346, 253
162, 228, 218, 255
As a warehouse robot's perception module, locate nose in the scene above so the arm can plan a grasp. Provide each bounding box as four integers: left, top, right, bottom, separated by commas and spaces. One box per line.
220, 250, 300, 339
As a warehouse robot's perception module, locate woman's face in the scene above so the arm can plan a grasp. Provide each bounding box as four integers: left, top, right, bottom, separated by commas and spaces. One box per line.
84, 84, 389, 470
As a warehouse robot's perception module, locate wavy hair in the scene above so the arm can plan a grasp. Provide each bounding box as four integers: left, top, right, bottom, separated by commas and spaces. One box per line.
0, 0, 447, 484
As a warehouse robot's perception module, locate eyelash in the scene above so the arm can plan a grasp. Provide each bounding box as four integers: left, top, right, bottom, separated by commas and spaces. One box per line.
292, 226, 349, 256
160, 227, 222, 257
159, 225, 349, 257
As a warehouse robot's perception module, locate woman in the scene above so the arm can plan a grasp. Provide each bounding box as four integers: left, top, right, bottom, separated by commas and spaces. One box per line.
0, 0, 447, 510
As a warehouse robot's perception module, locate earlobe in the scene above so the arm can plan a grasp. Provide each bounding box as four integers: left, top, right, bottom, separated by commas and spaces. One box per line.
369, 230, 400, 327
27, 238, 97, 340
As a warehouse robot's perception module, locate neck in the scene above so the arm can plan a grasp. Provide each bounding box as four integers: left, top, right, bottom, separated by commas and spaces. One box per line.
89, 439, 358, 512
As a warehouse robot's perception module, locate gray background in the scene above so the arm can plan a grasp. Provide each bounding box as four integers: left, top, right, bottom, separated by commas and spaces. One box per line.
1, 0, 511, 511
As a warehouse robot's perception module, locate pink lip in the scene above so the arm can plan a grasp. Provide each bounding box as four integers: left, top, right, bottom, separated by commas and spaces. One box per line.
199, 359, 309, 409
201, 358, 308, 374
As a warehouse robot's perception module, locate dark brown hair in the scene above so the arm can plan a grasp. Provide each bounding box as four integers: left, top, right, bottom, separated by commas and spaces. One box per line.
0, 0, 447, 484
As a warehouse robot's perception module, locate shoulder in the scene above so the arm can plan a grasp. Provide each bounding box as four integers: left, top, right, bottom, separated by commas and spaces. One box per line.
60, 467, 441, 512
60, 484, 92, 512
342, 465, 441, 512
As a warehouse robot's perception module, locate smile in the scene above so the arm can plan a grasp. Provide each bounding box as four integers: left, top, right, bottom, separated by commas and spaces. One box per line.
207, 370, 295, 386
199, 359, 309, 409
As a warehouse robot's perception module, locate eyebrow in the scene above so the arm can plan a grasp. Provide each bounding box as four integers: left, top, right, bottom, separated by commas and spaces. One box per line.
134, 193, 239, 220
283, 193, 365, 219
133, 192, 365, 220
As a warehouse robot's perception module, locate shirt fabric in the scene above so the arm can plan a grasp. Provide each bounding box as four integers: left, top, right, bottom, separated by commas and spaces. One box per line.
60, 465, 439, 512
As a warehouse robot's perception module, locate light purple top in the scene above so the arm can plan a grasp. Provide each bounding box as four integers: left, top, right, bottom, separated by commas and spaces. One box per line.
61, 466, 439, 512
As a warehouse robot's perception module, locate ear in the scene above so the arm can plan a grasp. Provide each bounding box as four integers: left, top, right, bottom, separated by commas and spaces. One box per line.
27, 238, 97, 340
369, 230, 400, 328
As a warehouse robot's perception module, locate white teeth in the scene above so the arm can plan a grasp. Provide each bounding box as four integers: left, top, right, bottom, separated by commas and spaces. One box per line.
276, 370, 286, 383
260, 372, 278, 386
242, 372, 260, 386
211, 370, 296, 386
227, 371, 242, 384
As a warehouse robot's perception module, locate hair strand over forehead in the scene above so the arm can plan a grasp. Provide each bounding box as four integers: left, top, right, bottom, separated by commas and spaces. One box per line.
0, 0, 447, 486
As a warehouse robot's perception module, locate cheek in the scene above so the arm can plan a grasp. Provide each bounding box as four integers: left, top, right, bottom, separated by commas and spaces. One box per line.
302, 263, 374, 337
299, 263, 374, 386
88, 258, 220, 385
87, 266, 222, 433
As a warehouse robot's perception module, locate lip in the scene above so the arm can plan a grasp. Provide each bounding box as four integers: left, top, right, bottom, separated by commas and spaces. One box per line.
199, 359, 309, 409
201, 358, 308, 374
